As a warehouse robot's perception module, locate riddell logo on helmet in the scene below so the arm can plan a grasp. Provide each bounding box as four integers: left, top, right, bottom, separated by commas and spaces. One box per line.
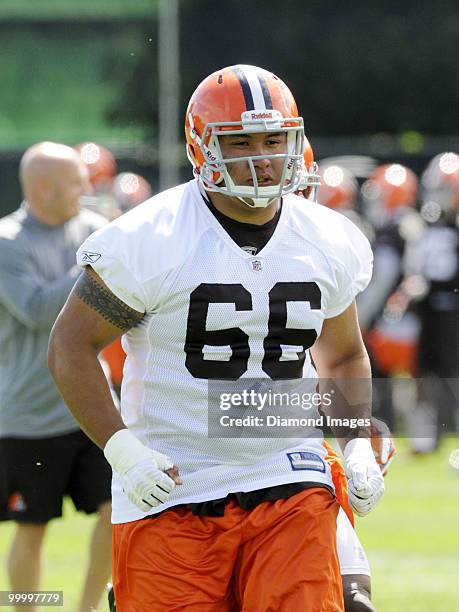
205, 149, 217, 162
241, 110, 282, 124
250, 112, 274, 120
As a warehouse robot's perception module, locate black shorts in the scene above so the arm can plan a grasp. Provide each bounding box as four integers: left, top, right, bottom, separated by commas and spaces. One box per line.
0, 429, 112, 524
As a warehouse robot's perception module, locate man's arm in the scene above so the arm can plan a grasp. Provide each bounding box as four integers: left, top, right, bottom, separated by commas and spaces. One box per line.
311, 300, 372, 450
48, 266, 181, 511
48, 265, 142, 448
311, 301, 384, 516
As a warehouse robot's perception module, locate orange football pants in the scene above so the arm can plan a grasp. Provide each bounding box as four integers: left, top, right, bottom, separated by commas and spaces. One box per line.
112, 487, 344, 612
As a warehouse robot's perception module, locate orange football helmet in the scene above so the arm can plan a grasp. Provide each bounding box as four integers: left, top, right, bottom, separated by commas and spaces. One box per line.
111, 172, 152, 212
296, 138, 321, 201
317, 164, 358, 210
185, 64, 305, 207
365, 163, 418, 212
421, 152, 459, 211
75, 142, 117, 191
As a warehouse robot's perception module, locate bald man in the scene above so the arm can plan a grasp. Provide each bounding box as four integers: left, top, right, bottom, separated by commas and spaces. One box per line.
0, 142, 112, 612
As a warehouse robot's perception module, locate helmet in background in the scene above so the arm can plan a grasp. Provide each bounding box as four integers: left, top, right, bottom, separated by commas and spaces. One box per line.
75, 142, 116, 192
112, 172, 152, 213
421, 152, 459, 212
296, 138, 321, 201
317, 164, 358, 210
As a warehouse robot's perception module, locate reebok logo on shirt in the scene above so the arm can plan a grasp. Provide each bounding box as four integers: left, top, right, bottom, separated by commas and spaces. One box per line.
81, 251, 102, 263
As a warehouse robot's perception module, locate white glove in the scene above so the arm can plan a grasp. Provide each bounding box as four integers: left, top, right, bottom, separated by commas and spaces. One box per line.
344, 438, 385, 517
104, 429, 176, 512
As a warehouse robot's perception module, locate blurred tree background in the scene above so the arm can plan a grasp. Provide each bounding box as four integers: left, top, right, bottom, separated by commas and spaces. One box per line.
0, 0, 458, 214
112, 0, 458, 137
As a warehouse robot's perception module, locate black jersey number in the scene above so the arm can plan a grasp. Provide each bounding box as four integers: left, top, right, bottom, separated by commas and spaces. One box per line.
185, 284, 252, 380
184, 282, 321, 380
262, 282, 321, 378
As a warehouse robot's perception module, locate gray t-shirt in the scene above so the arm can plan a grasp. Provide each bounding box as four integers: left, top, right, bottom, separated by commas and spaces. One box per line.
0, 204, 105, 438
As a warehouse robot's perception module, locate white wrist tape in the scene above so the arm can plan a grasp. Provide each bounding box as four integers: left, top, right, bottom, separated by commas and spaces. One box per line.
344, 438, 374, 463
104, 429, 176, 512
104, 429, 171, 475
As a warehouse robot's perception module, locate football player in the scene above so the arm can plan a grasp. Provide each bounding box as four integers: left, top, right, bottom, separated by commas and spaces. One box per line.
403, 152, 459, 451
75, 141, 117, 192
49, 65, 384, 612
358, 163, 423, 431
75, 142, 120, 221
111, 172, 152, 214
298, 157, 396, 611
315, 163, 375, 244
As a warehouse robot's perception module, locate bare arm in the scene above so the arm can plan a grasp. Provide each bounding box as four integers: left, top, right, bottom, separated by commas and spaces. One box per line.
310, 300, 372, 451
48, 266, 144, 448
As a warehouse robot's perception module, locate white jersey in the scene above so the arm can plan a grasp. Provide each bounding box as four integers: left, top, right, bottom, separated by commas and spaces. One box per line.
77, 179, 372, 523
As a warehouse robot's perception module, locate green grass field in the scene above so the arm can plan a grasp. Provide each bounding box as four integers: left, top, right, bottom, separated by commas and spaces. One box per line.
356, 437, 459, 611
1, 437, 458, 611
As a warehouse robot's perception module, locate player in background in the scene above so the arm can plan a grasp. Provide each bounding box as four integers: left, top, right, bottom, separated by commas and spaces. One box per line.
76, 143, 153, 222
49, 65, 384, 611
357, 164, 424, 430
315, 162, 375, 245
402, 152, 459, 452
111, 172, 152, 214
299, 155, 395, 612
0, 142, 112, 612
75, 141, 119, 221
75, 141, 117, 193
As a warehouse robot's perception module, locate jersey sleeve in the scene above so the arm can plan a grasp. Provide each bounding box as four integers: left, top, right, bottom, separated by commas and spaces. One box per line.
324, 215, 374, 319
76, 224, 148, 313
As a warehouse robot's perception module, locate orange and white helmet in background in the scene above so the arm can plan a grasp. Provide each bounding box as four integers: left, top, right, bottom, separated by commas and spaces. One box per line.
421, 152, 459, 212
317, 164, 358, 210
75, 142, 117, 192
364, 163, 418, 212
111, 172, 152, 213
297, 138, 321, 201
361, 163, 418, 227
185, 64, 305, 208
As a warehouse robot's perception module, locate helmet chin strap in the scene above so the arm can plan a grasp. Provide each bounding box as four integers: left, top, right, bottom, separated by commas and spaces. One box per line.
236, 195, 277, 208
199, 173, 280, 210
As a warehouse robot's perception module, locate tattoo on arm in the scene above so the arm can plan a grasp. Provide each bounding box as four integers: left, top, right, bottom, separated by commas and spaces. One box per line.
74, 269, 144, 331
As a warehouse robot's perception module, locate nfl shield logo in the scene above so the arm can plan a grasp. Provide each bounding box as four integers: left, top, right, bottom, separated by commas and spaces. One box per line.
251, 259, 263, 272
